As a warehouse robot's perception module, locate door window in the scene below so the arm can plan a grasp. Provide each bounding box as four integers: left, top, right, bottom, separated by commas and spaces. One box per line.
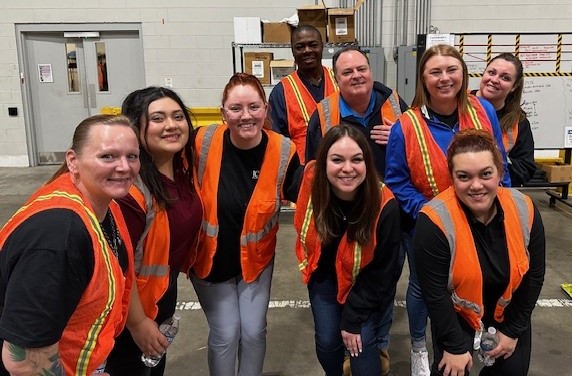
65, 43, 79, 92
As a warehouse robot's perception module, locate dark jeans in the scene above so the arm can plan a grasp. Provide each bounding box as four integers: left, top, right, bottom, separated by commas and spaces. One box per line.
105, 273, 178, 376
430, 317, 532, 376
308, 276, 382, 376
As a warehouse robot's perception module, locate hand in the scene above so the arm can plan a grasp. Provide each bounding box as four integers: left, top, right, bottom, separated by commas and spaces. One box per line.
341, 330, 362, 357
487, 330, 518, 360
438, 350, 472, 376
128, 316, 170, 358
370, 117, 395, 145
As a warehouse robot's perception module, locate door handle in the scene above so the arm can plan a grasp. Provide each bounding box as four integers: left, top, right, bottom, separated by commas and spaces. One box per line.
88, 84, 96, 108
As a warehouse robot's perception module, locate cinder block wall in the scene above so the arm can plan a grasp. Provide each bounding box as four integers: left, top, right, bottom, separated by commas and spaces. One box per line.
0, 0, 563, 165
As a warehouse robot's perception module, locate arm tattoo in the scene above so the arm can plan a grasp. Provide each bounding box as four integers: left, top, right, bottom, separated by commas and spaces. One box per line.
8, 343, 64, 376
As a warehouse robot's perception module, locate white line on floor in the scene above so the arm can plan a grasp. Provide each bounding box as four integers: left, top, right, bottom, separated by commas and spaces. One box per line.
176, 299, 572, 311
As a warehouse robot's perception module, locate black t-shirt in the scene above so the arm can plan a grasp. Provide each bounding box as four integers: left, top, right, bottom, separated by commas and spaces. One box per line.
0, 209, 94, 349
0, 208, 128, 350
206, 130, 268, 282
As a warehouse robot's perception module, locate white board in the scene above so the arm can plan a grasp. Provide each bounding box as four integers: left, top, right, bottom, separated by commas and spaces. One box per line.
459, 33, 572, 149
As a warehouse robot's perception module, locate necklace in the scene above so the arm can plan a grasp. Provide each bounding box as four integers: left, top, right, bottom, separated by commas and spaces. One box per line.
100, 211, 121, 258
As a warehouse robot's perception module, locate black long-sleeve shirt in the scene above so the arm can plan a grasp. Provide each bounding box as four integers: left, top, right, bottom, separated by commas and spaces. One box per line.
413, 197, 545, 354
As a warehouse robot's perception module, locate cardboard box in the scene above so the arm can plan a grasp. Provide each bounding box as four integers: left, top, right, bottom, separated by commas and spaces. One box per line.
244, 52, 274, 85
327, 8, 355, 43
262, 22, 294, 43
539, 162, 572, 183
233, 17, 262, 43
297, 5, 327, 43
270, 60, 295, 85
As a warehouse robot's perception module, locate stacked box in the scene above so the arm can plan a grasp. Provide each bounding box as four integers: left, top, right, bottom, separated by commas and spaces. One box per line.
297, 5, 327, 43
539, 162, 572, 182
244, 52, 274, 85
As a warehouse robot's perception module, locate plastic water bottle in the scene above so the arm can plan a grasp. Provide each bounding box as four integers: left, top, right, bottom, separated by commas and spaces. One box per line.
478, 326, 499, 366
141, 313, 181, 367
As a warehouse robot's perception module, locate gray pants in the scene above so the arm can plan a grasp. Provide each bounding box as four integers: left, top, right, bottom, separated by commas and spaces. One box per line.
191, 260, 274, 376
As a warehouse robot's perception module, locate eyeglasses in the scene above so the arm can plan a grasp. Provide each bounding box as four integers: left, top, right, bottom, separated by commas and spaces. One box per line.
223, 103, 265, 117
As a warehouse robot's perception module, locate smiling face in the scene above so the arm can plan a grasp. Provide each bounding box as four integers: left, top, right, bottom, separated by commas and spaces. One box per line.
326, 135, 367, 200
451, 150, 501, 223
222, 84, 267, 149
291, 29, 323, 73
141, 97, 189, 164
479, 58, 518, 110
67, 124, 140, 218
334, 50, 374, 100
422, 54, 464, 113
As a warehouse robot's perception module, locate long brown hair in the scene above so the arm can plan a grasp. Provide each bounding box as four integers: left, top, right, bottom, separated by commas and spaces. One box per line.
121, 86, 196, 209
311, 123, 381, 246
48, 114, 136, 183
484, 53, 526, 132
412, 44, 470, 115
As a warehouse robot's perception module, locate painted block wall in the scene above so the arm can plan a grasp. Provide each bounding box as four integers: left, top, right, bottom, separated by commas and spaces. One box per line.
0, 0, 567, 165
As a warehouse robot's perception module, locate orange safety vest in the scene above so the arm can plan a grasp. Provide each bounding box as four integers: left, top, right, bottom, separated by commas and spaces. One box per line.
193, 124, 296, 282
127, 177, 200, 319
282, 67, 338, 164
502, 122, 519, 153
0, 173, 133, 376
316, 90, 403, 136
401, 95, 494, 200
294, 161, 395, 304
420, 186, 533, 331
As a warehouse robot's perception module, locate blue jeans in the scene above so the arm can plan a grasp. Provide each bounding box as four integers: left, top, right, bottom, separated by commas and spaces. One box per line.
376, 237, 406, 350
308, 277, 382, 376
404, 231, 428, 347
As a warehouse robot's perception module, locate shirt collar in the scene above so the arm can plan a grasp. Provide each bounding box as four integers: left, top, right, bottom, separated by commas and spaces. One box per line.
339, 92, 376, 126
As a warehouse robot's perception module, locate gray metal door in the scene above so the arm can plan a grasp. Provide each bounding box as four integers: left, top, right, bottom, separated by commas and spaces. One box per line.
23, 30, 145, 164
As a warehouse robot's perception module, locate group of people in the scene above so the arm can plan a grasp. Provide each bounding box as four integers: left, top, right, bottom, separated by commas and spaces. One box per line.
0, 24, 545, 376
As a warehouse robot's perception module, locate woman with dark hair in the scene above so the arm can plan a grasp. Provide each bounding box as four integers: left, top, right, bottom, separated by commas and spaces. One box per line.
474, 53, 537, 186
385, 44, 512, 376
0, 115, 139, 375
294, 123, 401, 376
105, 87, 203, 376
190, 73, 301, 376
414, 129, 545, 375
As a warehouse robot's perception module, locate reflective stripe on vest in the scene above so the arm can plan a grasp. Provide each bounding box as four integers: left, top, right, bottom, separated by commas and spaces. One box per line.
285, 74, 311, 123
404, 110, 441, 197
321, 96, 334, 134
386, 90, 403, 119
297, 199, 313, 271
240, 136, 291, 247
197, 124, 218, 187
425, 188, 531, 317
132, 177, 169, 278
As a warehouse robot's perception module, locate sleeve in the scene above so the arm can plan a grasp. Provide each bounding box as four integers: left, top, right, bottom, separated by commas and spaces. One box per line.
479, 97, 512, 187
305, 109, 323, 164
499, 203, 545, 338
414, 212, 470, 354
340, 198, 401, 333
384, 121, 429, 222
507, 118, 537, 186
117, 193, 147, 252
268, 83, 290, 137
282, 152, 303, 203
0, 209, 93, 348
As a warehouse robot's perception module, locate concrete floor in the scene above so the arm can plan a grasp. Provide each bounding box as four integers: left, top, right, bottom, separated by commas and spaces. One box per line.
1, 166, 571, 376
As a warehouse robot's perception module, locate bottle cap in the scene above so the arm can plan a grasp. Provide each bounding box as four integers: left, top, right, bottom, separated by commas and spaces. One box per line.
173, 312, 181, 320
487, 327, 496, 334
